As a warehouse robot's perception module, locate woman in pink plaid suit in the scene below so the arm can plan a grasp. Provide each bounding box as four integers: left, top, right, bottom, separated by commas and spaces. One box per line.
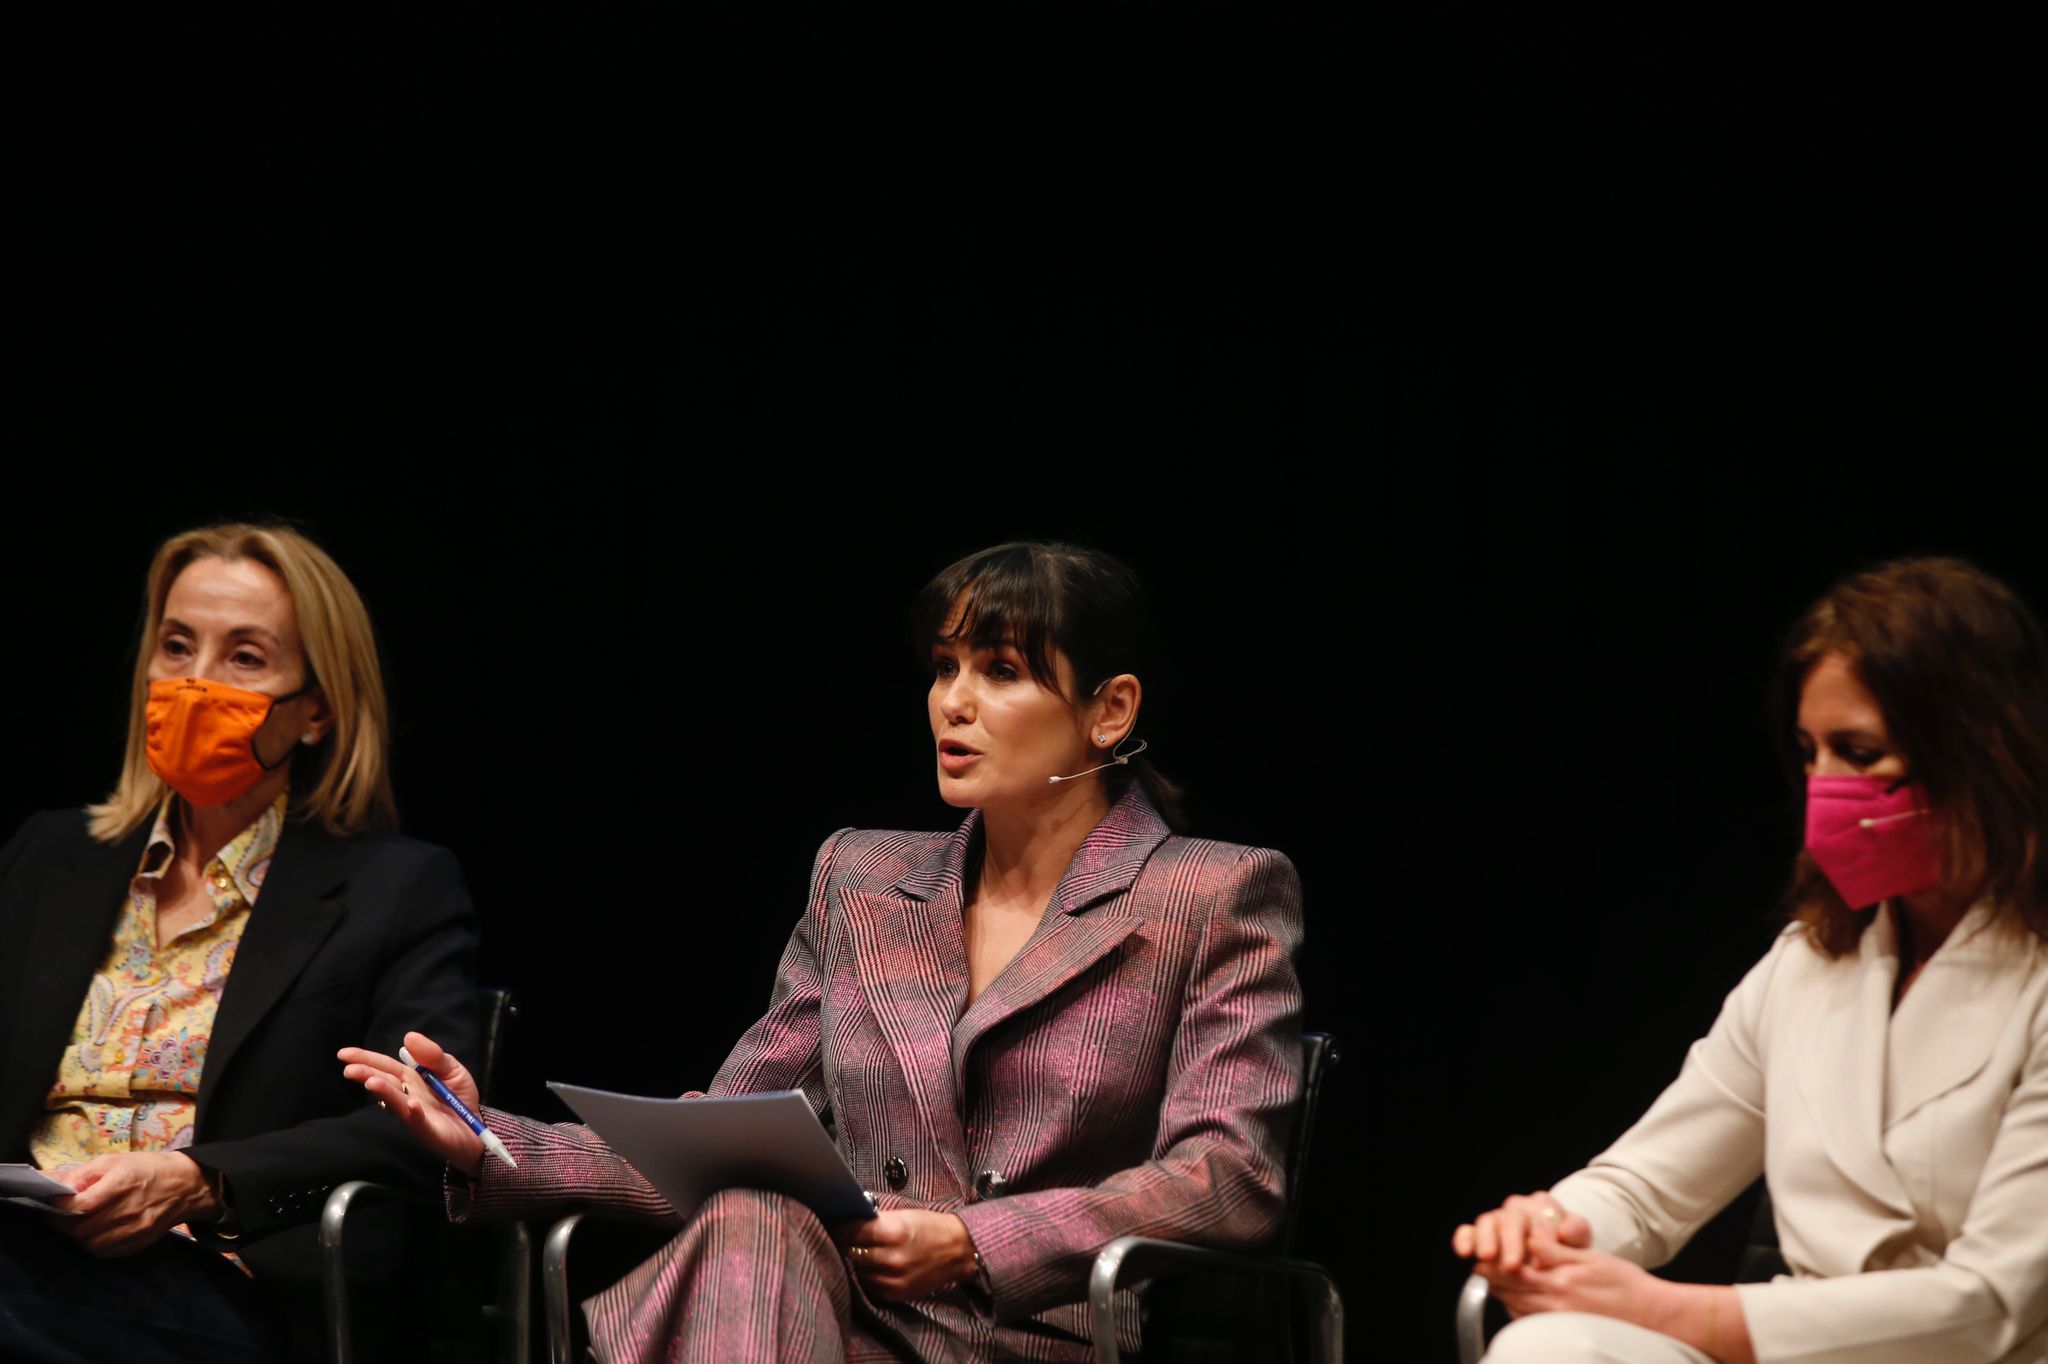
343, 542, 1306, 1362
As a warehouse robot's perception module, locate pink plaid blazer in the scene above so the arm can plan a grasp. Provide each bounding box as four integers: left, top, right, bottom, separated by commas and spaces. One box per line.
459, 786, 1304, 1361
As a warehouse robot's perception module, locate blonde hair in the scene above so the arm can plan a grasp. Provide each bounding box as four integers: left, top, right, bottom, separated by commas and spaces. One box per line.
88, 523, 398, 841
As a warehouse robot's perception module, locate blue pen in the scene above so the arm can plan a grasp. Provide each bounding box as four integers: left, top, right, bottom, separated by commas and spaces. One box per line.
399, 1046, 517, 1169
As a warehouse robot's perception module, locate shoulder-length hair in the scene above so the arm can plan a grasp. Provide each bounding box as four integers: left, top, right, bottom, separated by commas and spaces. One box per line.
1775, 556, 2048, 954
87, 523, 398, 842
909, 541, 1188, 831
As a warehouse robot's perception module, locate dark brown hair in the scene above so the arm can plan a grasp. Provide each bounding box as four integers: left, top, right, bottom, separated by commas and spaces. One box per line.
910, 541, 1187, 830
1776, 557, 2048, 954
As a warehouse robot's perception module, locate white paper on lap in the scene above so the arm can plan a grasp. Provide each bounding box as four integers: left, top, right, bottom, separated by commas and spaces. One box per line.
545, 1085, 878, 1224
0, 1162, 83, 1215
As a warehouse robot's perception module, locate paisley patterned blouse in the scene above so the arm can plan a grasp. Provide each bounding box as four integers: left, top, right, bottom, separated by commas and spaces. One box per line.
29, 794, 285, 1167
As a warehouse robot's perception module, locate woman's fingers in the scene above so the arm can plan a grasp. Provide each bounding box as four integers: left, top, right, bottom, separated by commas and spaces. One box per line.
358, 1071, 416, 1118
340, 1043, 472, 1116
342, 1061, 430, 1117
362, 1070, 439, 1133
845, 1216, 908, 1276
844, 1211, 955, 1300
337, 1044, 483, 1167
50, 1156, 111, 1193
403, 1031, 454, 1073
398, 1032, 482, 1106
339, 1039, 465, 1091
337, 1048, 397, 1081
1458, 1192, 1577, 1269
1490, 1277, 1548, 1320
1509, 1191, 1583, 1270
1499, 1202, 1532, 1271
1527, 1218, 1596, 1267
337, 1048, 410, 1085
846, 1212, 906, 1247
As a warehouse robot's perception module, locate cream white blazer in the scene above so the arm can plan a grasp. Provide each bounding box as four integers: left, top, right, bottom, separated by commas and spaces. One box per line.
1550, 903, 2048, 1364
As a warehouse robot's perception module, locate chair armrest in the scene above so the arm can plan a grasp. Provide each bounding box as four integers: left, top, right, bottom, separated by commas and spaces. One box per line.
324, 1179, 532, 1364
1455, 1271, 1492, 1364
322, 1180, 424, 1364
544, 1212, 679, 1364
1088, 1235, 1345, 1364
543, 1213, 586, 1364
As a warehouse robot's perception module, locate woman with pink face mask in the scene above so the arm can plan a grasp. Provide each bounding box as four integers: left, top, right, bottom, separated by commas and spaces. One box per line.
1453, 558, 2048, 1364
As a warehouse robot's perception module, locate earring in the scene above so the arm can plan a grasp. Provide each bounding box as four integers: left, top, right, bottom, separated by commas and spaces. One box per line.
301, 732, 318, 745
1096, 734, 1108, 745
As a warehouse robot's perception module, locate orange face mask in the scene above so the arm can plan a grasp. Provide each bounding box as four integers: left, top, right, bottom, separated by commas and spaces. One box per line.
145, 677, 310, 808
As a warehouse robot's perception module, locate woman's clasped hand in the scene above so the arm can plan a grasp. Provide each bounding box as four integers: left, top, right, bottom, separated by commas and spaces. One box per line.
1452, 1190, 1590, 1275
833, 1210, 981, 1302
1455, 1189, 1755, 1361
1454, 1192, 1672, 1324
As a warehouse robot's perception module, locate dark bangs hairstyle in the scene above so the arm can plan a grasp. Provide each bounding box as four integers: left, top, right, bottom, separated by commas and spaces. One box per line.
1776, 557, 2048, 955
911, 541, 1187, 831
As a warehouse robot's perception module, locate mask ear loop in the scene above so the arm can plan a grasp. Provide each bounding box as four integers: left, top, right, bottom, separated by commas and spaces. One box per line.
253, 679, 319, 772
1864, 774, 1927, 829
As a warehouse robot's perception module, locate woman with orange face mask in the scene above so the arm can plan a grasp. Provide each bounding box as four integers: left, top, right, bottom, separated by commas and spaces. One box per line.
0, 523, 480, 1364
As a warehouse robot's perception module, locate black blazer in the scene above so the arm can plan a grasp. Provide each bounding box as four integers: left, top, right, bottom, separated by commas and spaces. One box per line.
0, 806, 479, 1335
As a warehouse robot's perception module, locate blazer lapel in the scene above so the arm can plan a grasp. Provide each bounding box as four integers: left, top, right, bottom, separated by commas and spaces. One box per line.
0, 820, 148, 1148
1886, 903, 2040, 1129
843, 823, 974, 1188
1789, 907, 1915, 1219
950, 788, 1169, 1091
197, 822, 349, 1129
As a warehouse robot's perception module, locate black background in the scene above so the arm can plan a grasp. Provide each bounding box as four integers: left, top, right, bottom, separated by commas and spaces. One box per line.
11, 5, 2033, 1360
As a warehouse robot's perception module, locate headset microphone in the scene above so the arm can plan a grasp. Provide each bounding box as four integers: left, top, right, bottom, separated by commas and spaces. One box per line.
1048, 738, 1149, 784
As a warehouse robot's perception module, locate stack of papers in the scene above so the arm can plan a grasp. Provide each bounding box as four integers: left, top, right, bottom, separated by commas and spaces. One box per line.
546, 1085, 876, 1222
1, 1163, 81, 1214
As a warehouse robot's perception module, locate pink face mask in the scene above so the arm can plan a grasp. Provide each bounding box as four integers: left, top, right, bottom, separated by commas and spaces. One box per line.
1805, 774, 1941, 909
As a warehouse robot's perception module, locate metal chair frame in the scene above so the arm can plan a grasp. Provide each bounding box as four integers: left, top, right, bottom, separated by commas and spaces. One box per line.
1088, 1236, 1345, 1364
321, 987, 531, 1364
1087, 1031, 1345, 1364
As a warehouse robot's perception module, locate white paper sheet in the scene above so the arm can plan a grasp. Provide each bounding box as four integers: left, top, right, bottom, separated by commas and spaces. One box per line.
0, 1162, 82, 1214
545, 1085, 876, 1223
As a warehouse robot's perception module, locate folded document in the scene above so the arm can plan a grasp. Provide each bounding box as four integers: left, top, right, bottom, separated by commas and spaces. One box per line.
1, 1162, 82, 1214
545, 1085, 876, 1223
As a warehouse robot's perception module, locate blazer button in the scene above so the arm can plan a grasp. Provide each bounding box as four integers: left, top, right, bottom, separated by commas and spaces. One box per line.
884, 1156, 908, 1189
974, 1169, 1007, 1200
